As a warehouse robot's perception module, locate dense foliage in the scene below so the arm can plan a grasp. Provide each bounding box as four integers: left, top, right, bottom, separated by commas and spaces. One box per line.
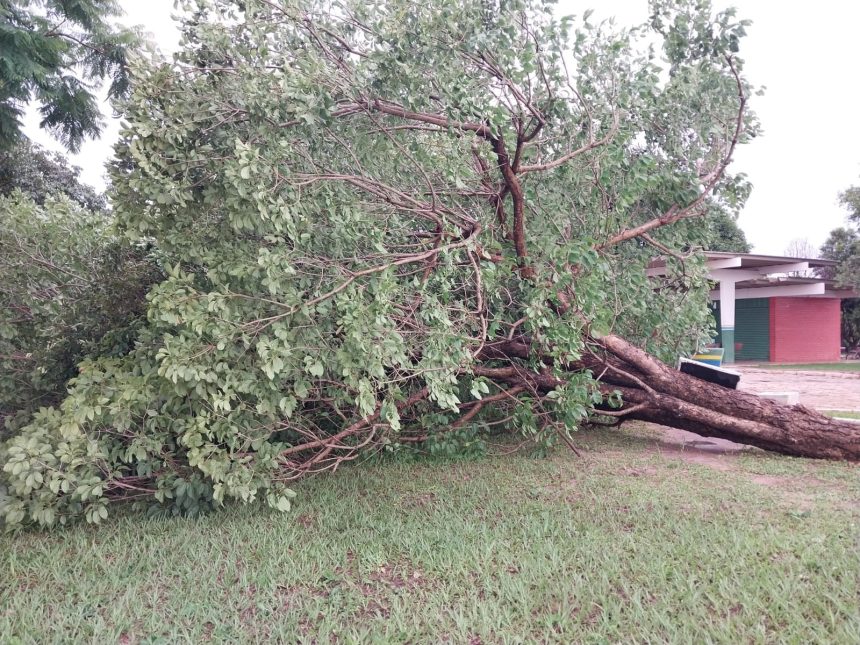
706, 209, 750, 253
0, 140, 106, 210
0, 0, 137, 151
1, 0, 757, 527
0, 191, 161, 435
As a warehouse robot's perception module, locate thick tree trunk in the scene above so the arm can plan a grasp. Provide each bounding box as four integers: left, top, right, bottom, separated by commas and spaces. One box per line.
478, 334, 860, 461
612, 383, 860, 460
592, 334, 860, 460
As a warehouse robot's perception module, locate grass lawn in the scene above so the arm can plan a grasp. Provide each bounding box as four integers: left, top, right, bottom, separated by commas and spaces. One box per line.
757, 362, 860, 372
823, 410, 860, 419
2, 425, 859, 643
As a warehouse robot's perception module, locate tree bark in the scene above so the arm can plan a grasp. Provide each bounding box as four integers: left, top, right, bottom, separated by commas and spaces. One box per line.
594, 334, 860, 460
610, 383, 860, 460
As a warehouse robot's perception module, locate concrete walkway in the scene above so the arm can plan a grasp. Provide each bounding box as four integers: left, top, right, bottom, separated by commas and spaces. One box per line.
734, 366, 860, 411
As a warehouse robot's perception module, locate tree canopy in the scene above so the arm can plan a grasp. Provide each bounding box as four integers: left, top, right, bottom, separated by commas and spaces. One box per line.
820, 183, 860, 285
706, 209, 750, 253
0, 140, 105, 210
820, 181, 860, 350
0, 188, 161, 440
10, 0, 858, 531
0, 0, 137, 151
840, 185, 860, 221
0, 106, 159, 441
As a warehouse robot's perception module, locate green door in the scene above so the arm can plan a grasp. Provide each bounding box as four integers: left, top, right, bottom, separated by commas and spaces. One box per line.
735, 298, 770, 361
710, 298, 770, 361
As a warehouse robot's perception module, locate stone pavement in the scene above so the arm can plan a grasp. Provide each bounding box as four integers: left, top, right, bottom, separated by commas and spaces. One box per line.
734, 366, 860, 411
653, 365, 860, 454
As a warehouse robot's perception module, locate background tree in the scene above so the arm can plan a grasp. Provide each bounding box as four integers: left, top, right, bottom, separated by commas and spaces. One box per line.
783, 237, 818, 277
0, 190, 162, 437
819, 227, 859, 283
820, 182, 860, 351
2, 0, 857, 529
784, 237, 818, 259
0, 144, 160, 436
840, 185, 860, 219
0, 140, 105, 210
0, 0, 137, 151
706, 209, 751, 252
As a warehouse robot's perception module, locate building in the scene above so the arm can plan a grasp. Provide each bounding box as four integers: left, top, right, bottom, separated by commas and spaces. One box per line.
648, 252, 856, 364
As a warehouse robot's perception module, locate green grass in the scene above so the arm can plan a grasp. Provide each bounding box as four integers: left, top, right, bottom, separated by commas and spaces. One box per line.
823, 410, 860, 419
2, 425, 859, 643
757, 362, 860, 372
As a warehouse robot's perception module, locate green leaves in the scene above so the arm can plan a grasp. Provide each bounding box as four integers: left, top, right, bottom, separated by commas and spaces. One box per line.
357, 379, 377, 417
305, 358, 325, 378
0, 0, 139, 151
267, 488, 297, 513
1, 0, 755, 528
84, 503, 109, 525
0, 192, 160, 430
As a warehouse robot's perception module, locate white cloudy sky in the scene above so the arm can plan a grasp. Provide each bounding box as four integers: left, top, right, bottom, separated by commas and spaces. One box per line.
24, 0, 860, 255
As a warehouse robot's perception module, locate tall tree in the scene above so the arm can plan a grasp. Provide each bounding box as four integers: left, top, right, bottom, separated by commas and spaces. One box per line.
784, 237, 818, 259
821, 227, 860, 283
783, 237, 818, 277
2, 0, 857, 529
840, 185, 860, 221
0, 140, 105, 210
0, 127, 157, 437
0, 193, 161, 431
820, 184, 860, 286
0, 0, 137, 151
820, 182, 860, 351
706, 209, 751, 253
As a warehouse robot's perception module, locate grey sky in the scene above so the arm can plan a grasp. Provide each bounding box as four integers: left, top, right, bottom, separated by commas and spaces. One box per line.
24, 1, 860, 255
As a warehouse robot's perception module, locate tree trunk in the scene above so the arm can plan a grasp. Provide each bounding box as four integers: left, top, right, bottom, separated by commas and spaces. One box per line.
478, 334, 860, 461
592, 334, 860, 460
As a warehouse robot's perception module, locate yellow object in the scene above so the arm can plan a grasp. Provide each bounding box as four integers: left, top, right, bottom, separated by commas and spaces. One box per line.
692, 348, 725, 366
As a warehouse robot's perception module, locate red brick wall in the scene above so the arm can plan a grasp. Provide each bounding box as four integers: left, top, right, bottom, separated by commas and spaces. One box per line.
769, 297, 841, 363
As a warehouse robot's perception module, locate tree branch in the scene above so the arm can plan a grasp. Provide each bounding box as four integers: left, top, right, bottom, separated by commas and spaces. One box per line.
596, 56, 746, 250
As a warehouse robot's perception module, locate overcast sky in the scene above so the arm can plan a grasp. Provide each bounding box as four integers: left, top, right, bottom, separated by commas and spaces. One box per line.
24, 0, 860, 255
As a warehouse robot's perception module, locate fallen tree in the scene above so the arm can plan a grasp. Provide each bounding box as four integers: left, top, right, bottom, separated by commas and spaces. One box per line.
2, 0, 857, 528
478, 334, 859, 460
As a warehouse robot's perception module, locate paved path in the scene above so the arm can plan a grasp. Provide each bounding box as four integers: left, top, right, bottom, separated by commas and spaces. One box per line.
734, 367, 860, 411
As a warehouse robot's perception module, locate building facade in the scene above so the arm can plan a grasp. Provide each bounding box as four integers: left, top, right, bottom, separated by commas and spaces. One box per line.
648, 252, 855, 364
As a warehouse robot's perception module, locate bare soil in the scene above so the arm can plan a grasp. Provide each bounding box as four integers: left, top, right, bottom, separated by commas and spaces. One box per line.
646, 425, 748, 468
637, 424, 853, 509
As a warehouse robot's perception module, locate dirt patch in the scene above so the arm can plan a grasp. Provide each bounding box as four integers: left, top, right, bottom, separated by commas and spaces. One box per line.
353, 563, 430, 622
367, 563, 426, 591
655, 426, 748, 454
619, 466, 660, 477
584, 424, 858, 514
647, 443, 735, 471
635, 424, 746, 472
577, 427, 743, 473
646, 427, 844, 493
277, 559, 431, 623
748, 474, 788, 487
401, 492, 438, 510
743, 473, 839, 512
295, 513, 315, 528
659, 448, 735, 471
747, 472, 857, 509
